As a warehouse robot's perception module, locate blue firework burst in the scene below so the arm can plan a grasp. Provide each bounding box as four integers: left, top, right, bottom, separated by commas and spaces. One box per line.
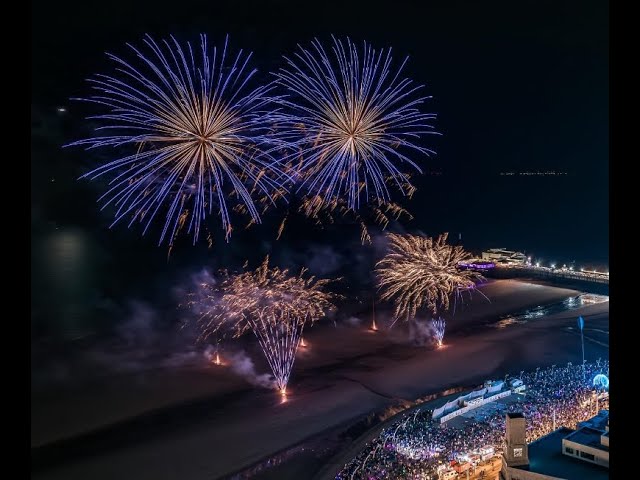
69, 34, 286, 245
272, 36, 439, 211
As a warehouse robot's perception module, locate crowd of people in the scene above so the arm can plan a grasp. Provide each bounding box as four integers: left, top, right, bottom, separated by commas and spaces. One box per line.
336, 359, 609, 480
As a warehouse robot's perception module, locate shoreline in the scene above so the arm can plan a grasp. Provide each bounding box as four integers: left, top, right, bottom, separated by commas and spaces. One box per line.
31, 279, 609, 480
32, 278, 582, 448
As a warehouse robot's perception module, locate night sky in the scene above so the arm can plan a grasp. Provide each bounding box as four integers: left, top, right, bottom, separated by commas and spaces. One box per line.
31, 0, 608, 337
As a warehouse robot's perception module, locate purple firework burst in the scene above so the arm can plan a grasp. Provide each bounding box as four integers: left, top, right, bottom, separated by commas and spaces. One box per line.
69, 34, 286, 245
272, 36, 439, 211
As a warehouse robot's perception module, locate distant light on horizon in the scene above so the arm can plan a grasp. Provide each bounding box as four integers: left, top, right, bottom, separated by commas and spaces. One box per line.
499, 171, 569, 176
57, 107, 66, 113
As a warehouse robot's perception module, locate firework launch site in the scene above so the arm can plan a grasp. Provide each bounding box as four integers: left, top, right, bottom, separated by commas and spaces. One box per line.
31, 279, 608, 480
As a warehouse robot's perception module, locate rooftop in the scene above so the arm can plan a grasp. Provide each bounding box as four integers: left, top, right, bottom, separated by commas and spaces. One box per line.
513, 428, 609, 480
578, 410, 609, 431
564, 427, 609, 452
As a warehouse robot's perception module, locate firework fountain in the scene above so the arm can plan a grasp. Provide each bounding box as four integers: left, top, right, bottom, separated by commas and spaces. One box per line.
189, 257, 338, 394
431, 317, 446, 347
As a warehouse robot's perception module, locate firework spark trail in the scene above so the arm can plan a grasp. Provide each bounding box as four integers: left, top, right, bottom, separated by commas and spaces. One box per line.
271, 36, 438, 213
234, 149, 415, 244
249, 310, 305, 392
376, 233, 485, 325
188, 257, 338, 392
273, 176, 414, 244
431, 317, 446, 347
69, 34, 288, 245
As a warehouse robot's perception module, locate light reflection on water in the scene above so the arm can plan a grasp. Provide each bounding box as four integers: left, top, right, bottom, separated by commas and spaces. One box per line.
493, 294, 609, 329
46, 230, 87, 280
32, 228, 100, 334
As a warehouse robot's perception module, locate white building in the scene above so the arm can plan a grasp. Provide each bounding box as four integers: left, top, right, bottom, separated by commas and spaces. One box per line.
482, 248, 528, 265
500, 411, 609, 480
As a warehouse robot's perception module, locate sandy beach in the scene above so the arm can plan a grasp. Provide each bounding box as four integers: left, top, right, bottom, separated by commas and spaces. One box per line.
31, 279, 609, 480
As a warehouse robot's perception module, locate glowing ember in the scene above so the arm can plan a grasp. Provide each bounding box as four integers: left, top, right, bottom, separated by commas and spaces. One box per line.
371, 297, 379, 331
269, 173, 415, 246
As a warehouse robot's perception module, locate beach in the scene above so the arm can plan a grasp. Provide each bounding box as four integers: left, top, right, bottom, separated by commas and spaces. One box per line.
31, 279, 609, 480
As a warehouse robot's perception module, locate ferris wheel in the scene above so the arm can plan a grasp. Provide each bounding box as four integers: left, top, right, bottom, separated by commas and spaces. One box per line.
592, 373, 609, 390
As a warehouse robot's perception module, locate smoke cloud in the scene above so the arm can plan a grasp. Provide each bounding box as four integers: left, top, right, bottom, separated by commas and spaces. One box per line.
225, 350, 275, 389
345, 316, 363, 327
306, 245, 344, 276
31, 300, 208, 390
408, 318, 433, 346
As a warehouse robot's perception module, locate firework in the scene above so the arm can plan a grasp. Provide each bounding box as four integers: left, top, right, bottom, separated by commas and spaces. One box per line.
236, 149, 416, 245
431, 317, 445, 347
376, 233, 484, 325
190, 257, 338, 392
272, 177, 414, 245
272, 36, 438, 212
299, 182, 414, 244
69, 34, 286, 245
